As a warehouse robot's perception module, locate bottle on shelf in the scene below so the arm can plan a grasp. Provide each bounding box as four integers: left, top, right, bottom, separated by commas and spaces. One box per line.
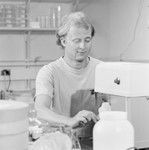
57, 5, 61, 27
0, 3, 26, 28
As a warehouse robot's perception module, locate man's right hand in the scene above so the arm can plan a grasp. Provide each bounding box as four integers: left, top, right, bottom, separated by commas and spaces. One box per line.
67, 110, 99, 128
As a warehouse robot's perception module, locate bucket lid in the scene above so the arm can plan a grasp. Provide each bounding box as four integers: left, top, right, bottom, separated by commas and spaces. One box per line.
0, 100, 28, 110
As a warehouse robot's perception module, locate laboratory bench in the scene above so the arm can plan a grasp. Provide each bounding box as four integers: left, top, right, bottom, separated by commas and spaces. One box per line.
28, 125, 149, 150
28, 140, 149, 150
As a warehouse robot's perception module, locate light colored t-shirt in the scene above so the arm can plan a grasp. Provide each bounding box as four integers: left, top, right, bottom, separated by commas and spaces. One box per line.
36, 56, 103, 137
36, 56, 102, 115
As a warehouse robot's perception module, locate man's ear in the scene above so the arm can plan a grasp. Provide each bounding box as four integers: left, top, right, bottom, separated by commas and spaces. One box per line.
61, 38, 66, 47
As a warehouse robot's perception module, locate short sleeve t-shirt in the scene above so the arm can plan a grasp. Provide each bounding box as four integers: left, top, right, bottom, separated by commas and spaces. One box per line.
36, 56, 102, 137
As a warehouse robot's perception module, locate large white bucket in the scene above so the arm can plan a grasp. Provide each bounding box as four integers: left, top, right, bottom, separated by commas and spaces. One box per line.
0, 100, 29, 150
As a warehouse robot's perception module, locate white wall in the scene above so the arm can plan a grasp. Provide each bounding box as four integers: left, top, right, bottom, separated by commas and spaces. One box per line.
82, 0, 110, 60
109, 0, 149, 61
83, 0, 149, 62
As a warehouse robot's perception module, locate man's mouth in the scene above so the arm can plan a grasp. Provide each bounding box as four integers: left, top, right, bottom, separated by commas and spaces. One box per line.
77, 51, 87, 54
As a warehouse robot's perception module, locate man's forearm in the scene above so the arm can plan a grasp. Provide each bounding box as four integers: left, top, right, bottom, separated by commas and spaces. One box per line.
35, 106, 71, 126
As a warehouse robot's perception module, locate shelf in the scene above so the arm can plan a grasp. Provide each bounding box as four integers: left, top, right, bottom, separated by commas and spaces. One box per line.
29, 0, 73, 3
0, 0, 73, 3
0, 59, 55, 67
0, 27, 57, 32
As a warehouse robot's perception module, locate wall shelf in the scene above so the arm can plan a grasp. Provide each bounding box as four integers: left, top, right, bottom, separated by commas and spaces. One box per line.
0, 27, 57, 32
0, 59, 55, 67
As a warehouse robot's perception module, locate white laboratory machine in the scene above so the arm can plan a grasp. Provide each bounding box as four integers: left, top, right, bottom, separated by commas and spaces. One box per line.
95, 62, 149, 149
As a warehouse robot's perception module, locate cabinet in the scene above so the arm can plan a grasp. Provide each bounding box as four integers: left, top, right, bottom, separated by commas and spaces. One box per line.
110, 96, 149, 149
0, 0, 72, 91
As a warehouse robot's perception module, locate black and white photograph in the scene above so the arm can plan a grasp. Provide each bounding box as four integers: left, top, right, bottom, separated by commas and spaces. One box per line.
0, 0, 149, 150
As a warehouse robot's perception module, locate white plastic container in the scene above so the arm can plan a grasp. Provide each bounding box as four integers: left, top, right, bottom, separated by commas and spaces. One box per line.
93, 111, 134, 150
0, 100, 29, 150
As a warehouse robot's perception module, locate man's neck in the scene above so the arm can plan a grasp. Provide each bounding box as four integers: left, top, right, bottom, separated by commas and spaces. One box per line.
63, 56, 89, 70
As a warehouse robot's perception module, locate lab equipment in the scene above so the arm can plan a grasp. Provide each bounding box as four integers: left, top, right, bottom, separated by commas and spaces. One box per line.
95, 62, 149, 97
94, 61, 149, 149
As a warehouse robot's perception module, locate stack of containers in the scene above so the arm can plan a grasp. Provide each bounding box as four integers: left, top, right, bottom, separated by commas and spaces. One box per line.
13, 4, 26, 28
33, 6, 61, 29
0, 100, 29, 150
0, 4, 5, 27
0, 3, 26, 28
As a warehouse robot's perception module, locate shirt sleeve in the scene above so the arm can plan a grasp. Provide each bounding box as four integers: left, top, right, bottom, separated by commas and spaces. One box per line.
35, 64, 54, 99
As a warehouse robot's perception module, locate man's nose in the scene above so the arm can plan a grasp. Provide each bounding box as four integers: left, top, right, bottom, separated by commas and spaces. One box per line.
79, 41, 85, 49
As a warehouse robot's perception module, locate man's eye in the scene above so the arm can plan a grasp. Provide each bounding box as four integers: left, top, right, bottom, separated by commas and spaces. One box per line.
85, 38, 91, 43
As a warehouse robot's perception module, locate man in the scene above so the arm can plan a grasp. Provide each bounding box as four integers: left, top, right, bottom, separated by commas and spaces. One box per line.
35, 11, 103, 140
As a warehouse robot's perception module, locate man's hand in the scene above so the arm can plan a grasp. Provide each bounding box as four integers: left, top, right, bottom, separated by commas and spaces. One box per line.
67, 110, 99, 128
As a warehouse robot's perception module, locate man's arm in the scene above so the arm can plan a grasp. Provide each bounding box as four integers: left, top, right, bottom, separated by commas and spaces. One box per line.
35, 94, 98, 128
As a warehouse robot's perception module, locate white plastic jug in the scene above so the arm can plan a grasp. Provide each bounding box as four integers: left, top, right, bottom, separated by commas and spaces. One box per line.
93, 111, 134, 150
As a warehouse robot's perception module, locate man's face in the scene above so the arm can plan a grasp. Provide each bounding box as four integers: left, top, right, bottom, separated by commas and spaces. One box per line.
64, 26, 92, 62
